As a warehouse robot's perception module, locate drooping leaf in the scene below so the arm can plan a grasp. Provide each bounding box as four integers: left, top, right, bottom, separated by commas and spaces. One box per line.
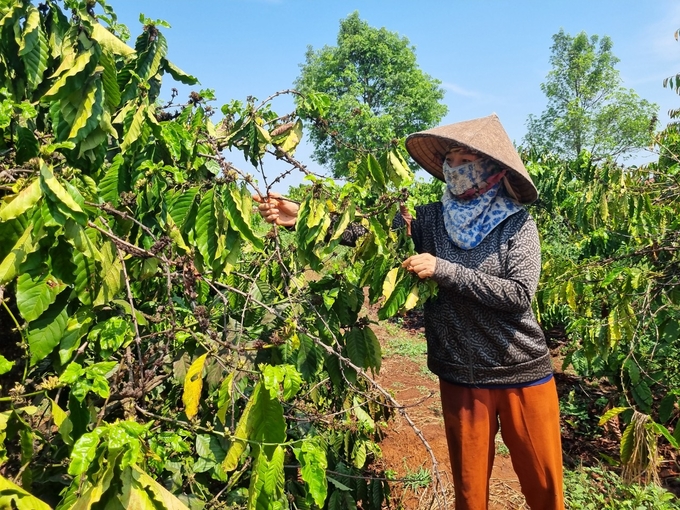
119, 103, 147, 153
43, 45, 99, 101
40, 164, 87, 224
223, 184, 263, 251
90, 22, 134, 57
294, 438, 328, 507
67, 74, 104, 143
195, 188, 225, 270
161, 57, 198, 85
19, 6, 49, 92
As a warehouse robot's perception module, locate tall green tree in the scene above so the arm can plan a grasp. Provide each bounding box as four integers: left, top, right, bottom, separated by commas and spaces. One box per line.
524, 29, 658, 162
295, 12, 447, 177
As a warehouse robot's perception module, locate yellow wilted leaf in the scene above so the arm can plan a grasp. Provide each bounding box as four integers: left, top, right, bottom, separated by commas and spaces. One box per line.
381, 267, 400, 301
403, 284, 419, 311
182, 353, 208, 419
608, 309, 621, 348
599, 195, 609, 221
565, 280, 577, 311
280, 119, 303, 154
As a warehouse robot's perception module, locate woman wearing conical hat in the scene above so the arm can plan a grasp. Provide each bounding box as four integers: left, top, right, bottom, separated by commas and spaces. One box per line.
256, 114, 564, 510
400, 114, 564, 510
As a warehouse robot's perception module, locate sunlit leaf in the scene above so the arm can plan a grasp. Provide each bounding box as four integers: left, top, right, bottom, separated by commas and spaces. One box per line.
0, 180, 42, 222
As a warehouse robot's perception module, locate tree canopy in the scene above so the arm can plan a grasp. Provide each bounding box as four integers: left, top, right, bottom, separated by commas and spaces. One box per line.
524, 29, 658, 162
294, 12, 447, 177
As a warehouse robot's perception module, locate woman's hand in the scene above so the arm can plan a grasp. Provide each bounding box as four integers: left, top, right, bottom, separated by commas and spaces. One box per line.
252, 192, 299, 227
402, 253, 436, 279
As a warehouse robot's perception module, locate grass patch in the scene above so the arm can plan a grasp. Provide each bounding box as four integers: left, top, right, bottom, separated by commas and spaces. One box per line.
383, 334, 427, 358
495, 436, 510, 456
402, 466, 432, 493
563, 465, 678, 509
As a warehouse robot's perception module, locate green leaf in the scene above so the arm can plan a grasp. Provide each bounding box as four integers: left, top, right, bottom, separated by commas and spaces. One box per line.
651, 422, 679, 450
195, 188, 224, 268
631, 380, 653, 411
28, 296, 68, 365
68, 430, 101, 476
294, 438, 328, 507
378, 277, 409, 320
93, 240, 123, 307
99, 50, 121, 111
352, 439, 367, 469
263, 445, 284, 497
358, 153, 385, 189
50, 398, 73, 446
345, 327, 366, 369
0, 355, 14, 376
216, 372, 234, 426
64, 220, 101, 260
0, 179, 42, 222
182, 353, 208, 420
15, 126, 40, 164
135, 30, 167, 82
73, 249, 97, 306
363, 326, 382, 373
223, 380, 286, 471
167, 187, 198, 229
620, 421, 635, 464
16, 271, 65, 322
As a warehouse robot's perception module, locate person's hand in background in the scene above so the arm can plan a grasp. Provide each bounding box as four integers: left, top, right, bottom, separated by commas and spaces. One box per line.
253, 192, 299, 227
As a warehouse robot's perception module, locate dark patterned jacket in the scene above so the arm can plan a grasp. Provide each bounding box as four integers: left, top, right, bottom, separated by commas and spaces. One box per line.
393, 202, 553, 386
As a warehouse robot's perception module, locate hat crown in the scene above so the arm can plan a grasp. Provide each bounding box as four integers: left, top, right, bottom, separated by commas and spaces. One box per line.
405, 114, 538, 204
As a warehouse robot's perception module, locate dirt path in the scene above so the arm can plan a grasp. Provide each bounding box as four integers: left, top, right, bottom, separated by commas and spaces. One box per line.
373, 320, 528, 509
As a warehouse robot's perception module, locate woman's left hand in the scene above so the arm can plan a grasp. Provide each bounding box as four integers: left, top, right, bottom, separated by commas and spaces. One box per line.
402, 254, 436, 279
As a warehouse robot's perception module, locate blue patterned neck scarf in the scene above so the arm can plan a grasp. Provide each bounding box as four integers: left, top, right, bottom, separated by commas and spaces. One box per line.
441, 158, 523, 250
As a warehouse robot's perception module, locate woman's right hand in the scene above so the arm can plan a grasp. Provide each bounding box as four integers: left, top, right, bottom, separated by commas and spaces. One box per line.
253, 192, 299, 227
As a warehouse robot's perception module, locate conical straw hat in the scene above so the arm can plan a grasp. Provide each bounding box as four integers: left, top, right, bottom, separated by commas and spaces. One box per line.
405, 114, 538, 204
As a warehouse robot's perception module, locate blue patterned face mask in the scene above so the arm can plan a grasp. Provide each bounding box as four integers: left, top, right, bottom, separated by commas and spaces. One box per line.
441, 158, 523, 250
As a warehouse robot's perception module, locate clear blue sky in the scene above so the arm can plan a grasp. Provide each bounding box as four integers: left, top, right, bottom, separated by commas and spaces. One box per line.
110, 0, 680, 191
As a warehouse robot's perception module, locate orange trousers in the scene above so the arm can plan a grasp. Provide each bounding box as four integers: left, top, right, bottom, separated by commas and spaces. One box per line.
439, 378, 564, 510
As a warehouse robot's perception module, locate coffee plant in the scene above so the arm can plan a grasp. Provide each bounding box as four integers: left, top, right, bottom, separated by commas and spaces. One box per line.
0, 1, 440, 508
528, 144, 680, 482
